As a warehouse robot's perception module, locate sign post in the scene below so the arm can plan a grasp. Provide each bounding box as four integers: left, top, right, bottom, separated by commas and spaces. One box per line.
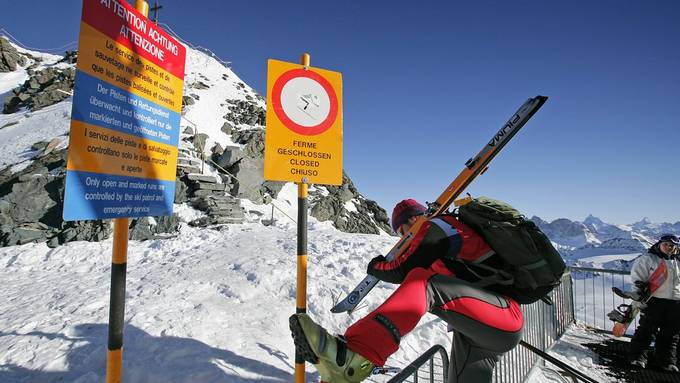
264, 55, 342, 383
63, 0, 185, 381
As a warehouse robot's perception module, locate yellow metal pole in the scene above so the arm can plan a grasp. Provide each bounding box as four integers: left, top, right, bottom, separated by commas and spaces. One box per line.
106, 216, 129, 383
135, 0, 150, 17
295, 52, 311, 383
105, 4, 147, 382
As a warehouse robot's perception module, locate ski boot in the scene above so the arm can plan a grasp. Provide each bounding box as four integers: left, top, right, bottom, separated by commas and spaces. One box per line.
289, 314, 374, 382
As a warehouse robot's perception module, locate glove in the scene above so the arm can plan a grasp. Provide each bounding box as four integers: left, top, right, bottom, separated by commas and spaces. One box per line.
634, 280, 650, 296
367, 255, 388, 275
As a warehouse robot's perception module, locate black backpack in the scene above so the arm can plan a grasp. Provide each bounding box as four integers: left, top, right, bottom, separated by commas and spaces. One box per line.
455, 196, 566, 304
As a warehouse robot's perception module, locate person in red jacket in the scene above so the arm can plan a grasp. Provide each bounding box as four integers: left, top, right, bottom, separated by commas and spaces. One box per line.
290, 199, 524, 383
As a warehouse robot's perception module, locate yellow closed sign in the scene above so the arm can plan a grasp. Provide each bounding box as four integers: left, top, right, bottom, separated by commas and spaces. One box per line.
264, 59, 343, 185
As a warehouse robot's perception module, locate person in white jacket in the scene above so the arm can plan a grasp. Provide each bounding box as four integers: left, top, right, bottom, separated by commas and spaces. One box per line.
628, 234, 680, 371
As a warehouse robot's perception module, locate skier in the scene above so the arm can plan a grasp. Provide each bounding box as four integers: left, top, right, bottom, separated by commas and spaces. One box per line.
290, 199, 524, 383
628, 234, 680, 371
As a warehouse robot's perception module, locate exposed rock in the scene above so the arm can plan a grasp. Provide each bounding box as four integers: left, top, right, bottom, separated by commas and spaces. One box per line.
182, 95, 195, 106
214, 146, 244, 168
3, 66, 75, 113
308, 172, 392, 235
173, 178, 189, 204
191, 133, 208, 152
223, 99, 265, 127
220, 121, 233, 135
0, 37, 27, 72
228, 157, 266, 203
57, 50, 78, 64
211, 142, 224, 156
5, 226, 47, 245
310, 197, 342, 222
58, 220, 112, 245
129, 214, 181, 241
0, 144, 184, 247
231, 129, 264, 158
192, 81, 210, 90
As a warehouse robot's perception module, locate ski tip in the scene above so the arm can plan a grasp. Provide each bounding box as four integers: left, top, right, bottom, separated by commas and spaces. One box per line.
534, 95, 548, 105
330, 306, 353, 314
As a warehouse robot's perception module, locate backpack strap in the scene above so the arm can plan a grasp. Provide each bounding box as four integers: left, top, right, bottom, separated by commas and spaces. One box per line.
430, 217, 514, 286
429, 217, 462, 260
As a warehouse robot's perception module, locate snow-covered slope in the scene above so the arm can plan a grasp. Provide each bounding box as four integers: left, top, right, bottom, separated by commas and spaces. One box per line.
0, 184, 450, 382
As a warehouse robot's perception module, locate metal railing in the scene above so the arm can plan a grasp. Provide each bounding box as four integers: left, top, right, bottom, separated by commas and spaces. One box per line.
493, 272, 574, 383
570, 266, 635, 335
386, 345, 449, 383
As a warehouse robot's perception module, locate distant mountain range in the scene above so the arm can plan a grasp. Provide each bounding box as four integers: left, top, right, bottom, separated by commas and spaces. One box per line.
530, 214, 680, 257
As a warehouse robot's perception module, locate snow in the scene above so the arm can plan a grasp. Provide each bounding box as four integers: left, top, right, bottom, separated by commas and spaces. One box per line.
0, 216, 638, 382
0, 70, 28, 101
180, 45, 265, 157
0, 100, 72, 170
525, 323, 612, 383
0, 215, 438, 382
344, 199, 358, 213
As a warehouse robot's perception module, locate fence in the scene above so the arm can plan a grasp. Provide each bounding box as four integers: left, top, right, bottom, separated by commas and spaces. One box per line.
493, 272, 574, 383
386, 345, 449, 383
570, 266, 635, 335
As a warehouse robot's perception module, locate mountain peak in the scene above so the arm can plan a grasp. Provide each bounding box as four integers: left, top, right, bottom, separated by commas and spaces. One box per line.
584, 214, 604, 225
633, 217, 652, 226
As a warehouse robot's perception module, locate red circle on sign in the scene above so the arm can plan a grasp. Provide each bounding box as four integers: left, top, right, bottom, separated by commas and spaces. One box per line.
271, 68, 338, 136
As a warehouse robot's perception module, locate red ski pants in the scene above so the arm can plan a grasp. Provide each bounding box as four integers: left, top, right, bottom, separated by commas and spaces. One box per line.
344, 268, 523, 380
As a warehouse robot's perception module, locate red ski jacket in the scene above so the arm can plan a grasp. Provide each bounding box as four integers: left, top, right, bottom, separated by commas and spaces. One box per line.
368, 214, 494, 284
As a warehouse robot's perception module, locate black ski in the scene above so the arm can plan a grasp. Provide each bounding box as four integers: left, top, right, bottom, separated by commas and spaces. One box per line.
331, 96, 548, 314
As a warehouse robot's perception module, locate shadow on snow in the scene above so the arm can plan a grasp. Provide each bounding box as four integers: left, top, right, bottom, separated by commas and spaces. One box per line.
0, 323, 317, 382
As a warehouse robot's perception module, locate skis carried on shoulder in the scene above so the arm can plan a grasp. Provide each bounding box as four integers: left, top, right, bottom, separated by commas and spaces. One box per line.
608, 261, 668, 337
331, 96, 549, 314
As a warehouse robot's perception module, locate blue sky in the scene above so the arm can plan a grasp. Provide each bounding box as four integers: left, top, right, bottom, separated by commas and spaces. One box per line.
2, 1, 679, 224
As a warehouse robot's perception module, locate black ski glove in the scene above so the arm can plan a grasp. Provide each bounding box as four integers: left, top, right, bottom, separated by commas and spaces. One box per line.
367, 255, 387, 275
367, 255, 405, 284
634, 280, 649, 296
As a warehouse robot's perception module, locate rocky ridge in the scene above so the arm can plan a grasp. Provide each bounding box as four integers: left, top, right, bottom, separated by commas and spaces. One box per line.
0, 36, 391, 247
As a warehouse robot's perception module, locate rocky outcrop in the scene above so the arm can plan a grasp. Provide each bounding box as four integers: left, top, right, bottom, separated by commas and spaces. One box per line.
310, 172, 392, 235
0, 145, 183, 247
224, 99, 265, 127
0, 37, 27, 72
0, 42, 392, 247
211, 124, 390, 234
3, 66, 75, 114
213, 128, 283, 204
